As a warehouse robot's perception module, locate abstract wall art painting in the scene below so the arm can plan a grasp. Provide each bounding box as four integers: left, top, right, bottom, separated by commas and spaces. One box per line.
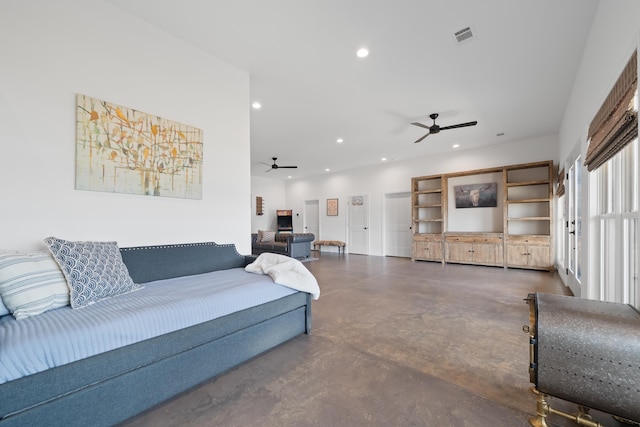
75, 94, 203, 199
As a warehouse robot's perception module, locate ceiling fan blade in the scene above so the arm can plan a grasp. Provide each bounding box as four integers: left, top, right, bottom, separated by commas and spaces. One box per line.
265, 167, 273, 172
439, 121, 478, 131
259, 161, 271, 167
414, 133, 430, 143
278, 166, 298, 169
411, 122, 431, 130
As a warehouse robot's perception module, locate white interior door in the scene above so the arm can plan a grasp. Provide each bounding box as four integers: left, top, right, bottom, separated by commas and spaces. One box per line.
348, 195, 369, 254
304, 200, 319, 243
384, 192, 412, 257
565, 154, 582, 296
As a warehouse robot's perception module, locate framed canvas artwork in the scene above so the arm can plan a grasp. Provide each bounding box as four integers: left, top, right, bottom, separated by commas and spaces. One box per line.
75, 94, 204, 199
454, 183, 498, 208
327, 198, 338, 216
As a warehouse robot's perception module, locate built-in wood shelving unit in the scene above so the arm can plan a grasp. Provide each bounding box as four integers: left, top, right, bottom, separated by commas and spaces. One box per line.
411, 160, 554, 271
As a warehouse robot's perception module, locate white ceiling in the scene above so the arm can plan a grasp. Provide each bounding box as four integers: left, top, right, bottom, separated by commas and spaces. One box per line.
107, 0, 599, 180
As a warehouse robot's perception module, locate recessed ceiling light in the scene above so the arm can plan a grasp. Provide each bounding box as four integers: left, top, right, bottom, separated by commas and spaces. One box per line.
356, 48, 369, 58
287, 176, 292, 179
336, 138, 344, 143
453, 144, 460, 148
325, 168, 331, 172
381, 157, 387, 161
251, 102, 261, 109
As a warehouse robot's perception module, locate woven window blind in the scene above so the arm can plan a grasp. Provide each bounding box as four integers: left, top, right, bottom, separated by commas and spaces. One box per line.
585, 50, 638, 172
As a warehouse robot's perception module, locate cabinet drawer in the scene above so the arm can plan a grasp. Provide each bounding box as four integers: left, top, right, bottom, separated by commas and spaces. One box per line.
506, 235, 550, 245
445, 234, 503, 244
414, 234, 443, 242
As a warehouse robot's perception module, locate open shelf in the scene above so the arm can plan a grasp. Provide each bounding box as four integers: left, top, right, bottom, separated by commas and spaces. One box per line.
506, 179, 550, 187
507, 217, 551, 221
506, 198, 549, 204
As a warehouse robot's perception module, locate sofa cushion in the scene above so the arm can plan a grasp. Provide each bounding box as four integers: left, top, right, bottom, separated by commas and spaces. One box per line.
0, 252, 69, 319
44, 237, 141, 309
256, 242, 287, 251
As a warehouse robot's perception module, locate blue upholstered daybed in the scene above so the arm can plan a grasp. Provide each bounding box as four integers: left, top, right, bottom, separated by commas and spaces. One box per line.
0, 241, 313, 426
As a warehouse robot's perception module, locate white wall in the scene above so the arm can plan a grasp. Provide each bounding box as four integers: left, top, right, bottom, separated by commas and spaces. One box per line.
251, 176, 287, 232
559, 1, 640, 163
447, 172, 504, 233
285, 134, 558, 256
0, 1, 251, 253
557, 0, 640, 297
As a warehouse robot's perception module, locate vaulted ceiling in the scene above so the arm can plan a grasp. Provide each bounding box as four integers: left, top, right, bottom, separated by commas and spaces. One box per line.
108, 0, 599, 179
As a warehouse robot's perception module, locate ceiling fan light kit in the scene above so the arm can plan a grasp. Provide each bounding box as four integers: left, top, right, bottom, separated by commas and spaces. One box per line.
411, 113, 478, 143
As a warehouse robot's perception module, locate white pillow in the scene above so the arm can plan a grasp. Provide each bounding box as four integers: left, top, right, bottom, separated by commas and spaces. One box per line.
260, 230, 276, 242
44, 237, 141, 309
0, 252, 70, 320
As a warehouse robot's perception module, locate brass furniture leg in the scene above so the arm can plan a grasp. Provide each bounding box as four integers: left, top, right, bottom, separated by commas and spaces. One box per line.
529, 387, 550, 427
529, 388, 605, 427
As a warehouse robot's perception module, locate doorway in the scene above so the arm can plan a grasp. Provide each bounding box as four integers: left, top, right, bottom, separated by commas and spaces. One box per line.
303, 200, 320, 243
384, 192, 412, 257
565, 150, 582, 297
348, 195, 369, 255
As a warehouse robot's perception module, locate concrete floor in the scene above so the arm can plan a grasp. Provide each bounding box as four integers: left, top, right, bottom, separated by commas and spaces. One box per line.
121, 254, 625, 427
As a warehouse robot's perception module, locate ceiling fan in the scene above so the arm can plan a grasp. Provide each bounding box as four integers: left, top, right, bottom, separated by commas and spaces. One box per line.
411, 113, 478, 143
263, 157, 298, 172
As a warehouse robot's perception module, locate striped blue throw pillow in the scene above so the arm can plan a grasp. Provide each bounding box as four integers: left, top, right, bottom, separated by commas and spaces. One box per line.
0, 252, 70, 319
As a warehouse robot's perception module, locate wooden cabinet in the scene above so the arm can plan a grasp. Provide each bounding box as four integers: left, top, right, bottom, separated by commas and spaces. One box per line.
411, 160, 554, 271
506, 236, 552, 270
445, 233, 504, 266
411, 175, 445, 262
413, 235, 443, 261
504, 161, 553, 270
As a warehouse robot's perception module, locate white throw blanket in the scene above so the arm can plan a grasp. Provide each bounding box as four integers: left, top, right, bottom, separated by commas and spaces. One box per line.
245, 253, 320, 300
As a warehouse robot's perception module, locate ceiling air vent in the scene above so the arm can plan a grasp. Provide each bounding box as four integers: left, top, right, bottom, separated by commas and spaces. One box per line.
454, 26, 474, 44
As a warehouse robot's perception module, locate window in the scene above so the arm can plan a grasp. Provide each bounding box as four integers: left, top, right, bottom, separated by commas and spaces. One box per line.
586, 50, 638, 307
593, 138, 639, 306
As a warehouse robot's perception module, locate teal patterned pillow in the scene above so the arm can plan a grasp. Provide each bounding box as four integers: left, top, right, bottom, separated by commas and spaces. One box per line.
44, 237, 140, 309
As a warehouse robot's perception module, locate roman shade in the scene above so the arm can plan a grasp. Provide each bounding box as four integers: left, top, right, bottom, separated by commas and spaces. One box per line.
584, 50, 638, 172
